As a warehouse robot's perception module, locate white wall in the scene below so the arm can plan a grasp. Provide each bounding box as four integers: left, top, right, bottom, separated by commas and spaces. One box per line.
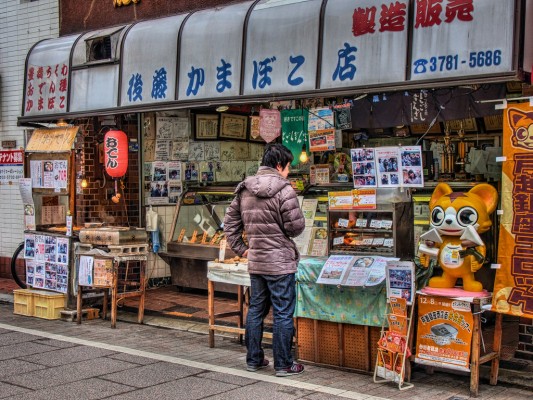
0, 0, 59, 258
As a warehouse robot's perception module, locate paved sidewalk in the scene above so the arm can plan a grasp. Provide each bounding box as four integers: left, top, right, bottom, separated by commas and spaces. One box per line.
0, 304, 531, 400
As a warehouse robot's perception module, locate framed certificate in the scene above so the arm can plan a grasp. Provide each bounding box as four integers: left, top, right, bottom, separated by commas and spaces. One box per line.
219, 113, 248, 140
195, 114, 219, 140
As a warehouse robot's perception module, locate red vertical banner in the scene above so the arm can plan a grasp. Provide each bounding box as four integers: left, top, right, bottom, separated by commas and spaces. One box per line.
493, 103, 533, 319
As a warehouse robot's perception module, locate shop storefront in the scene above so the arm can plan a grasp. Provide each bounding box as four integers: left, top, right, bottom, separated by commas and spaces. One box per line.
15, 0, 533, 391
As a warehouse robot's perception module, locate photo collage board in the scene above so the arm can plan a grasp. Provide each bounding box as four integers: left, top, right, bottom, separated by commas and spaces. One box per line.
24, 233, 69, 293
143, 114, 264, 205
351, 146, 424, 188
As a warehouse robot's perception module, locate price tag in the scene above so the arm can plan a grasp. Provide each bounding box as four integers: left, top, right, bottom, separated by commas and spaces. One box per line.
333, 236, 344, 246
218, 238, 227, 261
356, 218, 367, 228
177, 228, 186, 243
370, 220, 382, 229
372, 237, 385, 246
381, 220, 393, 229
362, 238, 374, 245
383, 238, 394, 247
66, 215, 73, 237
338, 218, 349, 228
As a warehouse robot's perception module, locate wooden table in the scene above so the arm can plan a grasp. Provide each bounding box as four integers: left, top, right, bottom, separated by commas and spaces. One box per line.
76, 252, 147, 328
207, 261, 272, 347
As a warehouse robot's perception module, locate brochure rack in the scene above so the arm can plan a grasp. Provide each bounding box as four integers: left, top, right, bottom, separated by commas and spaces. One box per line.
373, 297, 415, 390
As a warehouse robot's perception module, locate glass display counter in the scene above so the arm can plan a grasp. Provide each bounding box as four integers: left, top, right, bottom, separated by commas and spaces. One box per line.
165, 185, 238, 292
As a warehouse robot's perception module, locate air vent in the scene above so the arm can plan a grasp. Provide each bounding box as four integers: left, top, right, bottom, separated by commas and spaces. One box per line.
84, 27, 124, 65
89, 36, 112, 61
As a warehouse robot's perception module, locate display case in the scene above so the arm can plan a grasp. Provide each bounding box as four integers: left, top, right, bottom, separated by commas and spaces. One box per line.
328, 202, 413, 259
301, 185, 414, 259
165, 185, 238, 291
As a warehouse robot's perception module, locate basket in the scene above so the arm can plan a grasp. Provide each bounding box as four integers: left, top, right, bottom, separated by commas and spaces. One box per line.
33, 290, 66, 320
13, 289, 35, 317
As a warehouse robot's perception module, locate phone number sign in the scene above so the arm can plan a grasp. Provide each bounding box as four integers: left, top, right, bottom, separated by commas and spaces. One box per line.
411, 0, 514, 80
0, 150, 24, 184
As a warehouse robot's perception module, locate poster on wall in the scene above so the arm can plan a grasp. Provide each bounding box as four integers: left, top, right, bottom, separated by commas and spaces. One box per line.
30, 160, 68, 189
0, 150, 24, 184
19, 178, 36, 230
281, 109, 308, 166
494, 103, 533, 319
376, 147, 401, 187
334, 103, 352, 130
415, 296, 473, 372
351, 148, 377, 187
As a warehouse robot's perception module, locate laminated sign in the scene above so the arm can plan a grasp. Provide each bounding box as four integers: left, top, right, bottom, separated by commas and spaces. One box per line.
415, 296, 473, 372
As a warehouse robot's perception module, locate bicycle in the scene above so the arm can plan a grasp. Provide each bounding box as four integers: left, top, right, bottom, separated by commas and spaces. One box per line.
11, 242, 26, 289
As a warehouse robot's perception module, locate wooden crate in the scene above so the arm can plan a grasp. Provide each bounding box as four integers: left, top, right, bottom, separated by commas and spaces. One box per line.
296, 317, 380, 372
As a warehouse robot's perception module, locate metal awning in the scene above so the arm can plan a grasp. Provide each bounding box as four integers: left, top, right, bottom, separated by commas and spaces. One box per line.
20, 0, 527, 123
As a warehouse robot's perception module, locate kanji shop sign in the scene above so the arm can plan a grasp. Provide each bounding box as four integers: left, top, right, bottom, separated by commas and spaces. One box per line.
494, 103, 533, 319
24, 63, 68, 115
411, 0, 514, 80
0, 150, 24, 185
22, 0, 521, 116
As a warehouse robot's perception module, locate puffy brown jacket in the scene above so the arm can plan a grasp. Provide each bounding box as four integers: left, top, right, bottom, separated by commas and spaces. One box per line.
223, 167, 305, 275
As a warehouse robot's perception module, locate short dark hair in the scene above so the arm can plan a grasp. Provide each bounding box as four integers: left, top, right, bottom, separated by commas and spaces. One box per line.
261, 143, 293, 169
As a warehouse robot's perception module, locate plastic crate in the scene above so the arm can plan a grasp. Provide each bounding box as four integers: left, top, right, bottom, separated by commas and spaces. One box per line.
32, 290, 66, 320
13, 289, 35, 317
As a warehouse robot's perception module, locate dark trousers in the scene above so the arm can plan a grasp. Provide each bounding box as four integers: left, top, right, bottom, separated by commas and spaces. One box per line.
246, 273, 296, 370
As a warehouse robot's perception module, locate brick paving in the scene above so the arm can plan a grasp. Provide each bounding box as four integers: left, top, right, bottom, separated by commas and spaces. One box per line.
1, 304, 532, 400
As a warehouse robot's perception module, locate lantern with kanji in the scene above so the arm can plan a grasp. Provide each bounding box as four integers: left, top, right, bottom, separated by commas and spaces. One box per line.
104, 130, 128, 178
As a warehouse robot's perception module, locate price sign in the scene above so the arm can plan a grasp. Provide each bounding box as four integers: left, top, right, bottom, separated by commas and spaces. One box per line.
338, 218, 349, 228
333, 236, 344, 246
381, 220, 393, 229
370, 220, 382, 229
356, 219, 368, 228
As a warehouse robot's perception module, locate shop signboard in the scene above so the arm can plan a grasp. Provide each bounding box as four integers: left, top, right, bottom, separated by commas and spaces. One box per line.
242, 0, 322, 95
23, 35, 77, 117
177, 2, 251, 100
411, 0, 514, 81
121, 15, 185, 106
415, 295, 473, 372
494, 103, 533, 319
0, 150, 24, 185
320, 0, 409, 90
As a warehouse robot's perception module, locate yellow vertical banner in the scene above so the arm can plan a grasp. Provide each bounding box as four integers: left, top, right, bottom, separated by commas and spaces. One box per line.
493, 103, 533, 319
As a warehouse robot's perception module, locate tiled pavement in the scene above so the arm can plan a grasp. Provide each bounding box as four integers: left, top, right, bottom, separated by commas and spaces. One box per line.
0, 304, 532, 400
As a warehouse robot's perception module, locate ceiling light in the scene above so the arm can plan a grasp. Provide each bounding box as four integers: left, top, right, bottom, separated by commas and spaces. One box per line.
216, 105, 229, 112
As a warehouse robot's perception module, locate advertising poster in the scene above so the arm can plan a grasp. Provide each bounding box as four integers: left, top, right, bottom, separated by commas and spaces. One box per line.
281, 109, 309, 166
351, 148, 377, 187
78, 255, 94, 286
30, 160, 68, 189
494, 103, 533, 319
386, 261, 415, 304
400, 146, 424, 187
376, 147, 401, 187
309, 129, 335, 152
415, 296, 473, 372
316, 255, 355, 285
0, 150, 24, 184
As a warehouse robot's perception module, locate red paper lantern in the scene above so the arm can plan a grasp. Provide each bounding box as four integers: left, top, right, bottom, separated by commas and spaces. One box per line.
104, 130, 128, 178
